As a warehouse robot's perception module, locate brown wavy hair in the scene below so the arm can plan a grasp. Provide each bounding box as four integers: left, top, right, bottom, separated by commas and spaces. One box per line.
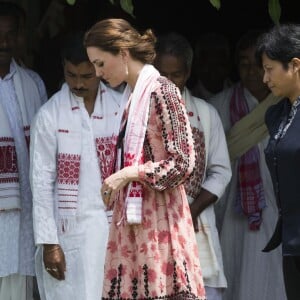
84, 18, 156, 64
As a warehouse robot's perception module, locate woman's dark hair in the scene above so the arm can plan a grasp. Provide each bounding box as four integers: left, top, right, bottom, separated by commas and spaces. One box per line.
255, 23, 300, 69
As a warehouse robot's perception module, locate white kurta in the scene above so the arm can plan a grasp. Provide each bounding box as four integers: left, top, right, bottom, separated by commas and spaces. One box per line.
30, 83, 126, 300
210, 85, 287, 300
0, 63, 47, 277
184, 89, 231, 289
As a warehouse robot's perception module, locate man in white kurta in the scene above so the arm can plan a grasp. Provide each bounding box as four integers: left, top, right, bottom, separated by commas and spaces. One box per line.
154, 32, 232, 300
0, 4, 47, 299
182, 88, 231, 295
0, 61, 47, 300
29, 32, 126, 300
209, 30, 287, 300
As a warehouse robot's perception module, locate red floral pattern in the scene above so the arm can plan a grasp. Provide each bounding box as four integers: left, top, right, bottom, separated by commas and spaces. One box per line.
95, 135, 117, 182
0, 145, 18, 173
0, 128, 31, 177
184, 127, 206, 199
102, 78, 206, 300
0, 138, 18, 184
57, 153, 80, 185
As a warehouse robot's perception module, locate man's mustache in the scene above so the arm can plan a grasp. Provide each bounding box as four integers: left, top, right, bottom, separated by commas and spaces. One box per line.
72, 88, 88, 92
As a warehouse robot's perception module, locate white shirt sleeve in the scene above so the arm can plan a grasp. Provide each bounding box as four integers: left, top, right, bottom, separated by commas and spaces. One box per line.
201, 105, 232, 199
30, 102, 59, 245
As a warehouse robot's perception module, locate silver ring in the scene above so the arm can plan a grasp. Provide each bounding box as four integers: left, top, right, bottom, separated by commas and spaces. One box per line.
103, 190, 111, 196
46, 267, 58, 272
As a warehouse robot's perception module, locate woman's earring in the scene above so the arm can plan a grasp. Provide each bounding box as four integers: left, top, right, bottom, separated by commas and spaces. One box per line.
125, 63, 129, 76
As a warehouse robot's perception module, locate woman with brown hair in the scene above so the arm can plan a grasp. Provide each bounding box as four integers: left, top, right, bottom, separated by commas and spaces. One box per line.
84, 18, 206, 300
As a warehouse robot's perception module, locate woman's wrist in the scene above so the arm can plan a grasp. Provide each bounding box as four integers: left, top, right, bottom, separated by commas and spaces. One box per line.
123, 166, 139, 181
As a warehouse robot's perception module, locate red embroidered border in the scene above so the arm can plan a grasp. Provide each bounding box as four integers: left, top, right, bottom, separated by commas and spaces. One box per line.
0, 145, 18, 173
57, 153, 80, 185
95, 136, 117, 181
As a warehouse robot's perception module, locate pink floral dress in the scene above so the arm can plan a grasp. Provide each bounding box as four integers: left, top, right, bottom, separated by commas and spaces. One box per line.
102, 77, 206, 300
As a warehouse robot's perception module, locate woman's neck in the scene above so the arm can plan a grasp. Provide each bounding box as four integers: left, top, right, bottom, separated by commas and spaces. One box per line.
126, 61, 145, 90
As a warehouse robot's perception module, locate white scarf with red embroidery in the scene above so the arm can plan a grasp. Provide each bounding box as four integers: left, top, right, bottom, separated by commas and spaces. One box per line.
0, 59, 42, 211
118, 64, 160, 224
56, 82, 125, 232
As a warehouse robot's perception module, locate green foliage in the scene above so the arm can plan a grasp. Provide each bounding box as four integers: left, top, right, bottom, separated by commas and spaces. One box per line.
209, 0, 221, 10
110, 0, 135, 18
66, 0, 76, 5
208, 0, 281, 24
120, 0, 134, 17
268, 0, 281, 24
66, 0, 281, 23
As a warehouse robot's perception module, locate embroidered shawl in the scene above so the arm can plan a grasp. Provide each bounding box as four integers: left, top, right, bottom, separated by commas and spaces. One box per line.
56, 82, 125, 232
118, 64, 160, 225
0, 59, 42, 210
230, 83, 266, 230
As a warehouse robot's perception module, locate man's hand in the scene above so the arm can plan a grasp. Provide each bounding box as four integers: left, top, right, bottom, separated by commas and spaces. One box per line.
43, 244, 66, 280
189, 188, 218, 232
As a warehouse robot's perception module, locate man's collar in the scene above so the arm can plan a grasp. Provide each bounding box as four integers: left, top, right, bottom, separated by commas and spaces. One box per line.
0, 60, 16, 81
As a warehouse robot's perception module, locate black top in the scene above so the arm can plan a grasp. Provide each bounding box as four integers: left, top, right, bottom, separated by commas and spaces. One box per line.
264, 98, 300, 256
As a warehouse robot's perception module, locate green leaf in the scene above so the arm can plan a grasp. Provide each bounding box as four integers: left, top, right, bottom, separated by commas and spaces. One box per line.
109, 0, 115, 4
120, 0, 135, 18
66, 0, 76, 5
268, 0, 281, 24
209, 0, 221, 10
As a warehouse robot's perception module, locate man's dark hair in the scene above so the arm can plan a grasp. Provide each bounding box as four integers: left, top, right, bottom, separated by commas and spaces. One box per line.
234, 29, 264, 65
155, 31, 193, 70
61, 31, 89, 65
0, 1, 26, 30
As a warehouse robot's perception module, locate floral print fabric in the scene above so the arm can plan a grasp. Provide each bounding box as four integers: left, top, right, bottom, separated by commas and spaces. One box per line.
102, 77, 206, 300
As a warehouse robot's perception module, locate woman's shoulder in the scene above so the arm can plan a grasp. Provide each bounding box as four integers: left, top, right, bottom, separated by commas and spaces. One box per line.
265, 98, 288, 133
152, 76, 181, 100
265, 99, 287, 122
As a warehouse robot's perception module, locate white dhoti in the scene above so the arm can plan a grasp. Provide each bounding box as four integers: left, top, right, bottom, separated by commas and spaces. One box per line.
0, 274, 33, 300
